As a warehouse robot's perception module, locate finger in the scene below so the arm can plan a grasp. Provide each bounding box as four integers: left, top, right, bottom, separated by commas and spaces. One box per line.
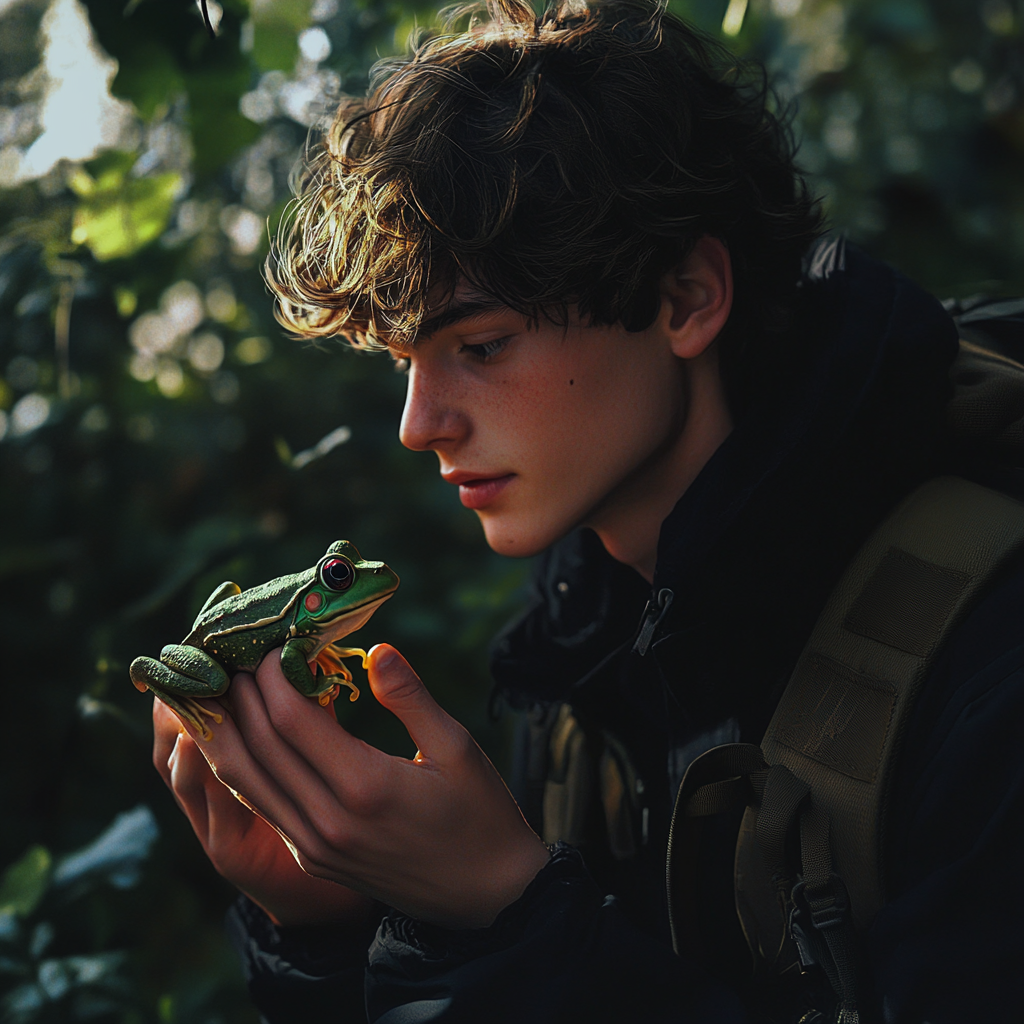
166, 729, 212, 840
186, 682, 349, 876
167, 726, 299, 889
252, 653, 366, 759
152, 696, 186, 789
366, 644, 466, 762
153, 696, 222, 821
237, 667, 381, 835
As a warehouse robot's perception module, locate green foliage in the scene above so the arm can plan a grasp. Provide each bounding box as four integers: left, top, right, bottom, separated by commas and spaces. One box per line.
0, 808, 172, 1022
670, 0, 1024, 295
69, 158, 182, 263
0, 0, 1022, 1020
0, 847, 52, 919
250, 0, 312, 71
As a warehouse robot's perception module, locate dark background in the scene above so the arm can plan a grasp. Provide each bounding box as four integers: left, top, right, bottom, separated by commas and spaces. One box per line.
0, 0, 1022, 1020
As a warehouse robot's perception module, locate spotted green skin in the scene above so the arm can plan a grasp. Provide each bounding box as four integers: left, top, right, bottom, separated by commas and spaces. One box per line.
130, 541, 398, 730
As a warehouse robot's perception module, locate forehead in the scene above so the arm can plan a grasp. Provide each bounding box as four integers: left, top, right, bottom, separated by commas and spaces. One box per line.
388, 280, 518, 355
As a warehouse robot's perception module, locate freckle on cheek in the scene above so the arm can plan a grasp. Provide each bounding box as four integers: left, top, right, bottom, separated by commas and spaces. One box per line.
569, 379, 574, 386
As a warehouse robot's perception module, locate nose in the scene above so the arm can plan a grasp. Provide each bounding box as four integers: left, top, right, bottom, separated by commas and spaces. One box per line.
398, 360, 468, 452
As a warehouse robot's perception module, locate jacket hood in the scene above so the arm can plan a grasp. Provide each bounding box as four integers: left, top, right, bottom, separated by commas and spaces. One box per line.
491, 240, 960, 736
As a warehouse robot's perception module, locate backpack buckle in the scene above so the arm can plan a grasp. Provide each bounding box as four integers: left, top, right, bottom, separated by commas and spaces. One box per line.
801, 873, 851, 932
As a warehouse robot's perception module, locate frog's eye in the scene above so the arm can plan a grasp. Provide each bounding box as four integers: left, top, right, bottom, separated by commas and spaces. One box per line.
320, 557, 355, 592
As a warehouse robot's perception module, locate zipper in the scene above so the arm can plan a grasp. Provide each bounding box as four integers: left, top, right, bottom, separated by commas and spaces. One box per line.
631, 587, 674, 656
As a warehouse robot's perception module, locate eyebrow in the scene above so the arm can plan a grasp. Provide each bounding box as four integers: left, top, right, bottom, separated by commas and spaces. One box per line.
417, 299, 514, 339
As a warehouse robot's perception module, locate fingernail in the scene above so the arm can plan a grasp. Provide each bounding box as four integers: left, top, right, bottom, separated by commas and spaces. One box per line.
372, 645, 398, 671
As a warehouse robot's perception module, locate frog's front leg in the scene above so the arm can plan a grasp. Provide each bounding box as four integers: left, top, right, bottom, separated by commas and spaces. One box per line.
129, 644, 230, 740
281, 638, 359, 705
314, 645, 365, 703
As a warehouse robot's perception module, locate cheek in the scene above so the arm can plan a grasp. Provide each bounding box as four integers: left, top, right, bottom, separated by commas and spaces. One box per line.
503, 348, 681, 508
541, 355, 680, 479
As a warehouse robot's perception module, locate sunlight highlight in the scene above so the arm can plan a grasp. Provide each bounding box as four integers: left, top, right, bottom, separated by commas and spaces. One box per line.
10, 0, 132, 183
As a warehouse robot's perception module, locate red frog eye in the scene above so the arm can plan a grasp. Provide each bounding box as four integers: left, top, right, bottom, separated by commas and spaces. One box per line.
320, 557, 355, 592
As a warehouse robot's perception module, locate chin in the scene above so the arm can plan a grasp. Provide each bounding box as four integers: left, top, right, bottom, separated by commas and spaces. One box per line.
478, 511, 575, 559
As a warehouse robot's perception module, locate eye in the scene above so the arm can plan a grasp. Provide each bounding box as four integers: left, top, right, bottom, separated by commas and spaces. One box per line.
320, 557, 355, 592
460, 336, 512, 361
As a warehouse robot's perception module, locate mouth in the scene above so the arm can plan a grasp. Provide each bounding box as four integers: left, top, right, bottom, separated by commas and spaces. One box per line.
443, 471, 515, 510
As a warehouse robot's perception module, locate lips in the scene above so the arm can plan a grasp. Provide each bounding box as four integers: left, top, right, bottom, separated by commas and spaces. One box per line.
443, 471, 515, 510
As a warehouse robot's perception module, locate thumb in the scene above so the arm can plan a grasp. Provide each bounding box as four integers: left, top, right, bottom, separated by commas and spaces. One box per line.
367, 644, 464, 761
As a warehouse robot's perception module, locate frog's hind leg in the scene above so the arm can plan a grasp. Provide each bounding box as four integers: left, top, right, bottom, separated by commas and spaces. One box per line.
152, 689, 223, 741
130, 653, 227, 741
191, 581, 242, 631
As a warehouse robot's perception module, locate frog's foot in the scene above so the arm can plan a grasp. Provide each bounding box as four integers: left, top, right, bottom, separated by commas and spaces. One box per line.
316, 671, 359, 704
337, 676, 360, 702
314, 645, 351, 682
325, 647, 369, 703
332, 646, 370, 670
318, 683, 340, 707
152, 690, 223, 741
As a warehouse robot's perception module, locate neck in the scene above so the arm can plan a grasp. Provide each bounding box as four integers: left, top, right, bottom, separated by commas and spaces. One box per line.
587, 350, 733, 584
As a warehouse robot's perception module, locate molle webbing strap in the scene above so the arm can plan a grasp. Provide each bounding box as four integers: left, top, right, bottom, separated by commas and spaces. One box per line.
666, 743, 768, 961
756, 475, 1024, 934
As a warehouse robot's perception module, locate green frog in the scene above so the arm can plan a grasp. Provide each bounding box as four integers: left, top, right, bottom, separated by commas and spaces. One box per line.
130, 541, 399, 739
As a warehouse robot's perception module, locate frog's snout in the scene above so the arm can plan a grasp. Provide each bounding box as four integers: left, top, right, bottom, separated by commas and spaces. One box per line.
371, 564, 400, 588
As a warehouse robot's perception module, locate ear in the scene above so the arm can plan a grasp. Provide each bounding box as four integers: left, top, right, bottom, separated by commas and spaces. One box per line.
659, 236, 733, 360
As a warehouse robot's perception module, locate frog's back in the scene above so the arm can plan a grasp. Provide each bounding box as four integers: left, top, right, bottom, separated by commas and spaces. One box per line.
184, 568, 315, 647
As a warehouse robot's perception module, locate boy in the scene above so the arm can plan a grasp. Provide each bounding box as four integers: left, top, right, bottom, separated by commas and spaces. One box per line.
153, 1, 1024, 1020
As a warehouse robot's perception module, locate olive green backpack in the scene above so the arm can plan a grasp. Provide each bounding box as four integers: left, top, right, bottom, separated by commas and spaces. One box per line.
667, 302, 1024, 1024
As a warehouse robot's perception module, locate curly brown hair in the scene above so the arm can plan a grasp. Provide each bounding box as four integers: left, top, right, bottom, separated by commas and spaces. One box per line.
268, 0, 823, 414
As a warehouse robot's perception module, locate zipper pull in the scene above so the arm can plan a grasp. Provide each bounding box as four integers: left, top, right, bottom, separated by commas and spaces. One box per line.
632, 588, 674, 656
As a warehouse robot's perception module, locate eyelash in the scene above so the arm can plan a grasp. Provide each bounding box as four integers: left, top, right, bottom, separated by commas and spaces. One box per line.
460, 336, 512, 361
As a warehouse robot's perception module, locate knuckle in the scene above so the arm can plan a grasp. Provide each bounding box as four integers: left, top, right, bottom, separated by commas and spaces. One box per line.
445, 723, 474, 761
295, 852, 330, 879
342, 777, 384, 819
317, 817, 350, 853
294, 841, 336, 877
207, 755, 239, 790
379, 669, 423, 706
266, 701, 304, 739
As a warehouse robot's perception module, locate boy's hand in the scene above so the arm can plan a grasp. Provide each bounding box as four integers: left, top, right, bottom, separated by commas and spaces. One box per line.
171, 644, 550, 929
153, 697, 375, 927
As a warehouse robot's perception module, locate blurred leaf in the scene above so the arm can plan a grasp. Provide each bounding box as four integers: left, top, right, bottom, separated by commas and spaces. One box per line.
53, 806, 158, 891
186, 68, 263, 176
71, 158, 182, 262
121, 516, 270, 622
0, 847, 51, 919
251, 0, 311, 71
108, 41, 187, 121
37, 951, 126, 997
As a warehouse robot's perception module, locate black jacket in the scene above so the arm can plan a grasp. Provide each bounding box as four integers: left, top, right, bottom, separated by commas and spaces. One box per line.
230, 244, 1024, 1023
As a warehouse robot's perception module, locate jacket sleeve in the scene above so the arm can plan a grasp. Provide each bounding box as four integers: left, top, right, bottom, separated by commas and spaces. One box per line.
364, 844, 748, 1024
226, 894, 382, 1024
866, 567, 1024, 1023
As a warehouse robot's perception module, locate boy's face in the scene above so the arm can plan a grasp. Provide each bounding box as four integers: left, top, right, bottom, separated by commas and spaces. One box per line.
397, 283, 691, 559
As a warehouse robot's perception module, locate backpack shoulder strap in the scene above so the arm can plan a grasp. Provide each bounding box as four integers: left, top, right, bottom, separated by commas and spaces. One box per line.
754, 475, 1024, 933
668, 476, 1024, 1012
